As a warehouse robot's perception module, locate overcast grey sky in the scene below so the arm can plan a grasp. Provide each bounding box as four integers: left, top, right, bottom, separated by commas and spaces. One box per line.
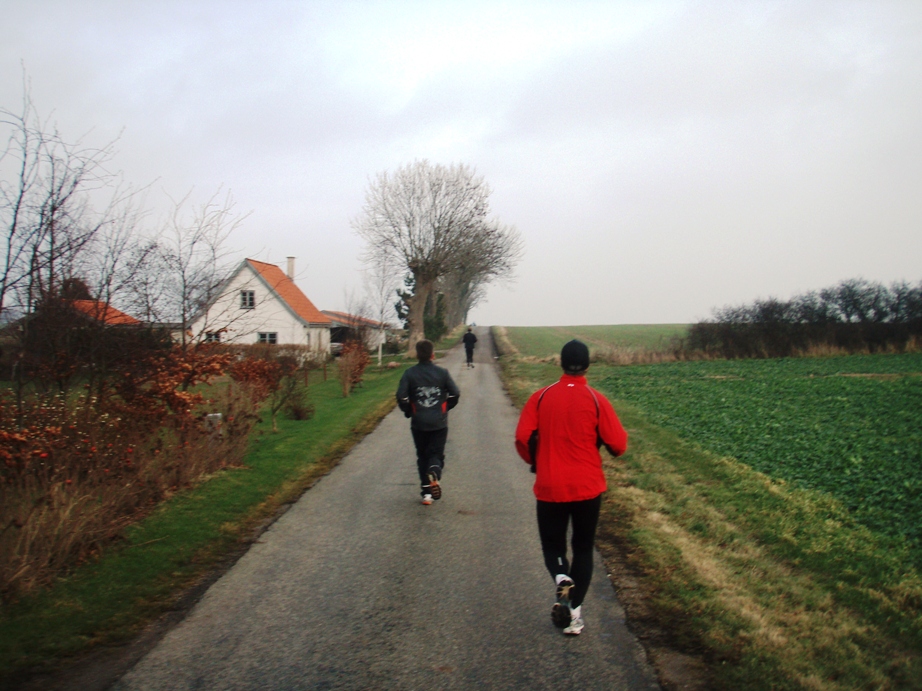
3, 0, 920, 326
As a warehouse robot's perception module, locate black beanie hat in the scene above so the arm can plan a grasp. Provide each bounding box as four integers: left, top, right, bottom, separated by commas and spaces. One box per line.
560, 340, 590, 373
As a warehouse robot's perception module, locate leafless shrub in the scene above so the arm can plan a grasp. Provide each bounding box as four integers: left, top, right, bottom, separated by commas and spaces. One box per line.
684, 278, 922, 359
0, 375, 261, 600
337, 342, 369, 397
284, 385, 315, 421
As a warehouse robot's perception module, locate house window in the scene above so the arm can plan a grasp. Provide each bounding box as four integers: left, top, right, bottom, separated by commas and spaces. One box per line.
257, 332, 277, 345
240, 290, 255, 309
205, 332, 221, 343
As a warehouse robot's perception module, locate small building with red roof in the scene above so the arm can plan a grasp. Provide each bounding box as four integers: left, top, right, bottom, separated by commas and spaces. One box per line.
189, 257, 331, 351
321, 310, 390, 351
70, 299, 142, 326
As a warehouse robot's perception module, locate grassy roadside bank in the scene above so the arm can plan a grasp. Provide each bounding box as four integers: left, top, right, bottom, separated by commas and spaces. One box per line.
493, 326, 922, 690
0, 363, 408, 687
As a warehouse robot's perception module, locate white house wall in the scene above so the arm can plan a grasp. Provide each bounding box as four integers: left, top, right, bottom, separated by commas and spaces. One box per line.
190, 265, 330, 351
364, 329, 386, 350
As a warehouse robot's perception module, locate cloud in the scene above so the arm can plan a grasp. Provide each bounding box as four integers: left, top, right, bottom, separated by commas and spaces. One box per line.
2, 0, 921, 326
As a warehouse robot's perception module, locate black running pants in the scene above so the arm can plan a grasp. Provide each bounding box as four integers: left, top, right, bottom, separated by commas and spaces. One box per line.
411, 427, 448, 493
536, 494, 602, 608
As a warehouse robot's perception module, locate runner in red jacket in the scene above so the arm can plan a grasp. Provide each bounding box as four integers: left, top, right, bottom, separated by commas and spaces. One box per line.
514, 339, 628, 635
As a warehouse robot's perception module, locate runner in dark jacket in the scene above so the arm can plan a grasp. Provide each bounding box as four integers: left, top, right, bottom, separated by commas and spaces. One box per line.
397, 339, 460, 504
462, 327, 477, 368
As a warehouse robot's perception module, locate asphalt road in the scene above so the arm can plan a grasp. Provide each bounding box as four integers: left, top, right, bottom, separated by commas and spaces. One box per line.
114, 328, 659, 690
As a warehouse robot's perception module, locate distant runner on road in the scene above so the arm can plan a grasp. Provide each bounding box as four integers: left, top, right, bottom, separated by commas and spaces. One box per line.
514, 339, 628, 635
397, 339, 460, 505
462, 326, 478, 368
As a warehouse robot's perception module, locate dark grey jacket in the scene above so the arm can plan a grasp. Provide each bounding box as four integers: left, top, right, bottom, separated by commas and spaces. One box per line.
396, 360, 460, 431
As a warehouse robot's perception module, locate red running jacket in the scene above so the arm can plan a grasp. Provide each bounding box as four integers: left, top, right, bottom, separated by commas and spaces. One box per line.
514, 374, 628, 502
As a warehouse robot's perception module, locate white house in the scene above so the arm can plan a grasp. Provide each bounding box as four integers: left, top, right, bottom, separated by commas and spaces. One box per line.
190, 257, 331, 351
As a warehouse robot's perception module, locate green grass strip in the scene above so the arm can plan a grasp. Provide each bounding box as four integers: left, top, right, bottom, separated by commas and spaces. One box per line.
503, 323, 688, 356
0, 364, 406, 682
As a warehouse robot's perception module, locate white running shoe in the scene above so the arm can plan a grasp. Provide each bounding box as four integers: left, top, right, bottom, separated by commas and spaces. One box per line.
421, 494, 433, 505
563, 614, 584, 635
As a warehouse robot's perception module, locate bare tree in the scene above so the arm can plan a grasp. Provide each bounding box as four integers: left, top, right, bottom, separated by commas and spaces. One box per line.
0, 82, 129, 322
441, 219, 523, 328
362, 253, 397, 364
353, 160, 520, 352
81, 194, 154, 308
129, 189, 247, 347
0, 79, 169, 406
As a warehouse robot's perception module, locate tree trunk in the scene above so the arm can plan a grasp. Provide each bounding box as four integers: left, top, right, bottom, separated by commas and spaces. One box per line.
406, 277, 432, 355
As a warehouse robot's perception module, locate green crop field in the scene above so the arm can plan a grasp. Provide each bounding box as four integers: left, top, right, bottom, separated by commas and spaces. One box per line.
598, 353, 922, 551
505, 325, 922, 553
503, 324, 687, 356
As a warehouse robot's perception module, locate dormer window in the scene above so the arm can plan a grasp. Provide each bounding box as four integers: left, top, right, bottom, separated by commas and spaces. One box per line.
240, 290, 255, 309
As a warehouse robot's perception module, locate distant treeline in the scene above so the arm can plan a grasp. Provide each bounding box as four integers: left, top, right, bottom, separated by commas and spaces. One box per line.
685, 278, 922, 358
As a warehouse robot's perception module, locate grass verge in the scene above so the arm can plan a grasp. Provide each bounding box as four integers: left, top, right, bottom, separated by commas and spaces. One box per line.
502, 324, 688, 356
493, 327, 922, 691
0, 363, 407, 687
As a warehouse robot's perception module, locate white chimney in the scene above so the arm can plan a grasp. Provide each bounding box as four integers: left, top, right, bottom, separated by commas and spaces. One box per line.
286, 256, 295, 279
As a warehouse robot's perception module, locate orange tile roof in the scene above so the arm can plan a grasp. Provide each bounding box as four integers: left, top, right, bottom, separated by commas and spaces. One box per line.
71, 300, 141, 325
247, 259, 331, 325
